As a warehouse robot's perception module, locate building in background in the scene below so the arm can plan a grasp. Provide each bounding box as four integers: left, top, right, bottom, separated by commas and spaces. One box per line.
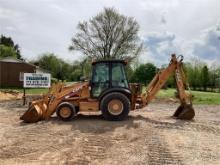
0, 57, 49, 87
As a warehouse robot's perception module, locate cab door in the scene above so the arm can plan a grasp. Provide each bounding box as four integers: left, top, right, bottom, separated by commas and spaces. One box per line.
91, 63, 110, 98
111, 63, 129, 88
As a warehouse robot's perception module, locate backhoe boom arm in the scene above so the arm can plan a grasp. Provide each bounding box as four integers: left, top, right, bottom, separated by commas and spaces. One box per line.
140, 54, 195, 120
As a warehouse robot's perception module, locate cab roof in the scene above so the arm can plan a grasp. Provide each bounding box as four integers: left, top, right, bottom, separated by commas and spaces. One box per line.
92, 59, 127, 65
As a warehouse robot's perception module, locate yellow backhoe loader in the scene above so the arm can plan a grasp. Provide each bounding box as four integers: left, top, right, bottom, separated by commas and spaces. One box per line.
20, 54, 195, 123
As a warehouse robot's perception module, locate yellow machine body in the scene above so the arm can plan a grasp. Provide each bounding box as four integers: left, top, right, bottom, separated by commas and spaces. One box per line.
20, 54, 195, 123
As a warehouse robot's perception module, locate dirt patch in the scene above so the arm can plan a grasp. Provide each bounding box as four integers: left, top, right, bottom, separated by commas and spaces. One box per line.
0, 91, 22, 101
0, 100, 219, 165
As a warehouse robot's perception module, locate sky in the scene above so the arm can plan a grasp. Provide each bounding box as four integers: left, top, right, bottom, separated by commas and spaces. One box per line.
0, 0, 220, 66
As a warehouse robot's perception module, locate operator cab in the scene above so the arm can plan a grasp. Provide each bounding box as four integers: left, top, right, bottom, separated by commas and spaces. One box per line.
91, 60, 129, 98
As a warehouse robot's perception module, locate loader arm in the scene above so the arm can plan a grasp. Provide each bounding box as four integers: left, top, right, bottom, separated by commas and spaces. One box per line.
20, 81, 89, 123
140, 54, 195, 120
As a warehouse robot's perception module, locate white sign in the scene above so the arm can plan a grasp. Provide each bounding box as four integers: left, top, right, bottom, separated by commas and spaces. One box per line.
23, 73, 51, 88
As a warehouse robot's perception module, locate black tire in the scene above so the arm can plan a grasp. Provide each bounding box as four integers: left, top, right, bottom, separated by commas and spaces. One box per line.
100, 92, 130, 121
56, 102, 76, 121
75, 106, 80, 114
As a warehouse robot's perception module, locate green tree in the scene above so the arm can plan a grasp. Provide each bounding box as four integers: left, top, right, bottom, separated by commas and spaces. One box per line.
69, 61, 83, 81
0, 35, 14, 47
217, 67, 220, 92
36, 53, 71, 81
201, 65, 209, 91
125, 65, 134, 82
131, 63, 157, 85
0, 35, 22, 59
184, 59, 206, 90
79, 58, 92, 78
209, 63, 219, 92
69, 8, 143, 62
0, 44, 17, 58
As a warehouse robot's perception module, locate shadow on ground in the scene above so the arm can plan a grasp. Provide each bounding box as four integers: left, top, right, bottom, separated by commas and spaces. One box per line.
19, 113, 195, 134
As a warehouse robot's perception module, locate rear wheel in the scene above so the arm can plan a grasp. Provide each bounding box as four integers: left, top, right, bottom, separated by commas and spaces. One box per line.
56, 102, 76, 121
100, 92, 130, 121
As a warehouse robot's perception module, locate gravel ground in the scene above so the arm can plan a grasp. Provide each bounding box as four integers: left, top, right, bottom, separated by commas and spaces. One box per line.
0, 100, 219, 165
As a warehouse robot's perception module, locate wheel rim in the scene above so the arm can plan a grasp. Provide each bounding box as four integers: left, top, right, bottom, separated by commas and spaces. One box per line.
108, 99, 123, 115
60, 107, 71, 118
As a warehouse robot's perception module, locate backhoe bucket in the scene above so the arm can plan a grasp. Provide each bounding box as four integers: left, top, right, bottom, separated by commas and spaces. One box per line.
20, 100, 48, 123
173, 104, 195, 120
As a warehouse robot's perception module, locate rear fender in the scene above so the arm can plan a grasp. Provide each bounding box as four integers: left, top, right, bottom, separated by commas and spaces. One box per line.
98, 88, 131, 104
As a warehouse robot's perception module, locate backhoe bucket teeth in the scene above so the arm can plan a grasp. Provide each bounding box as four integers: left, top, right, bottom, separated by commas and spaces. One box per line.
20, 100, 47, 123
173, 104, 195, 120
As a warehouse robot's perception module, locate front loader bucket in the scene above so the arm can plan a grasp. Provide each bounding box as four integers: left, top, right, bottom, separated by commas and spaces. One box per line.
20, 100, 47, 123
173, 104, 195, 120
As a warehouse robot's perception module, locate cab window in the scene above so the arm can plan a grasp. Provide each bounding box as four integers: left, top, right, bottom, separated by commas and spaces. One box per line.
111, 63, 128, 88
91, 63, 109, 97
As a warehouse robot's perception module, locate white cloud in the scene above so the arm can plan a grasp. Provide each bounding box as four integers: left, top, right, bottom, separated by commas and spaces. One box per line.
160, 13, 167, 25
140, 24, 220, 66
192, 26, 220, 64
140, 32, 179, 66
0, 0, 220, 65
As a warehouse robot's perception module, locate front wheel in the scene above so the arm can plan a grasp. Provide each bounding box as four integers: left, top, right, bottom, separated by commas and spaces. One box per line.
100, 92, 130, 121
56, 102, 76, 121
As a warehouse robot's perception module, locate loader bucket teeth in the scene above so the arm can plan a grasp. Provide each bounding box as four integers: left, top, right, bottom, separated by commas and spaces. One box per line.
173, 104, 195, 120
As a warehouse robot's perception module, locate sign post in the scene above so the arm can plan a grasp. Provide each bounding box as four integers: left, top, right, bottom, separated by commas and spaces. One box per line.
23, 73, 51, 105
23, 88, 26, 106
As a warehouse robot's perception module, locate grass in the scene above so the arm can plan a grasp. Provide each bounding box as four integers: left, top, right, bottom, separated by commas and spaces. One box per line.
156, 88, 220, 105
1, 86, 220, 105
0, 87, 48, 95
